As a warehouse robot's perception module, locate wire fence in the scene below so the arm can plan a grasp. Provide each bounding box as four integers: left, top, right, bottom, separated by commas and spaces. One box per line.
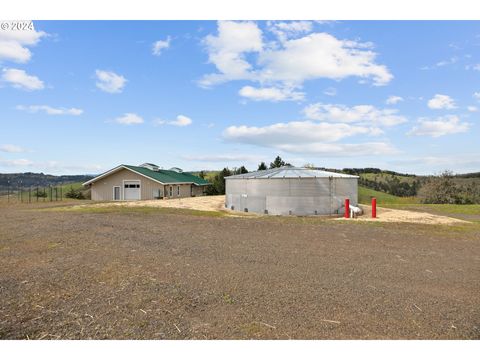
1, 185, 64, 203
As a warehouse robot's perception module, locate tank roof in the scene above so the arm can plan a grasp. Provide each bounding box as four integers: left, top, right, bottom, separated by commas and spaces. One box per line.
225, 166, 359, 179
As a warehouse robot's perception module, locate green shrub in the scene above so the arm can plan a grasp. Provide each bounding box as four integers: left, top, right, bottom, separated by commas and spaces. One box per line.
65, 186, 86, 199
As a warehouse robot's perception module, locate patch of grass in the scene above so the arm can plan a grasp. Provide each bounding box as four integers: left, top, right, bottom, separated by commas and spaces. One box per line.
358, 186, 419, 205
222, 293, 235, 304
49, 204, 227, 218
16, 182, 86, 201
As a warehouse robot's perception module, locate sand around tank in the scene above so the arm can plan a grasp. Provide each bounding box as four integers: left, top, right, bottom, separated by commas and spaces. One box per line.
340, 205, 469, 225
75, 196, 468, 225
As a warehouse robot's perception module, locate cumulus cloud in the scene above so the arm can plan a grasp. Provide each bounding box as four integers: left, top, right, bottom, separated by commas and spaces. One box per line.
303, 103, 407, 127
154, 115, 192, 127
386, 95, 403, 105
258, 33, 392, 86
427, 94, 456, 109
407, 115, 470, 137
467, 106, 478, 112
267, 21, 313, 42
474, 92, 480, 101
0, 144, 25, 153
223, 121, 382, 147
16, 105, 83, 116
152, 37, 171, 56
239, 85, 304, 102
222, 120, 396, 156
199, 21, 263, 87
0, 21, 47, 63
114, 113, 144, 125
200, 21, 392, 93
95, 70, 127, 93
1, 68, 44, 90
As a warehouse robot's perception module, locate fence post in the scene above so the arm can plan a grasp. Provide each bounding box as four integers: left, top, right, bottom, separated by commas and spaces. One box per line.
44, 187, 46, 201
36, 186, 39, 202
344, 198, 350, 218
7, 184, 9, 203
50, 187, 53, 202
29, 187, 31, 203
371, 197, 377, 218
60, 187, 62, 201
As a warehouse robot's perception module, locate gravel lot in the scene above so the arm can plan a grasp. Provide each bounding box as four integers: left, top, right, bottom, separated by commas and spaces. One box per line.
1, 201, 479, 339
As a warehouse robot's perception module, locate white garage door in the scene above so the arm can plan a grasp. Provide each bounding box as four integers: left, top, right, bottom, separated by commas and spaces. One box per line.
124, 181, 141, 200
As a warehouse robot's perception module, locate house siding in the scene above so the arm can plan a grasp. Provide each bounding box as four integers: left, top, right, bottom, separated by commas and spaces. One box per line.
89, 168, 206, 201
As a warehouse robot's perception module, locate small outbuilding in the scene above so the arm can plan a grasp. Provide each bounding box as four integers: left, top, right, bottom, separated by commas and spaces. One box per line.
83, 163, 209, 201
225, 166, 358, 216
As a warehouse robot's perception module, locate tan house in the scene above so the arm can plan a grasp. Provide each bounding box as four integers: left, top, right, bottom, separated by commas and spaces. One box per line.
82, 163, 209, 201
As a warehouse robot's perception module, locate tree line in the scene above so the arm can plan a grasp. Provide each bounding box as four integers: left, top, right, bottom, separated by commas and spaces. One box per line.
201, 156, 291, 195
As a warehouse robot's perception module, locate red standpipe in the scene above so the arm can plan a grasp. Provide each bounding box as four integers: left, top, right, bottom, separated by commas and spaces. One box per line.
372, 197, 377, 218
344, 198, 350, 218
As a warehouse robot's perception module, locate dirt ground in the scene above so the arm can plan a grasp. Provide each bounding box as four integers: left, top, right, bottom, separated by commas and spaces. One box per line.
0, 199, 479, 339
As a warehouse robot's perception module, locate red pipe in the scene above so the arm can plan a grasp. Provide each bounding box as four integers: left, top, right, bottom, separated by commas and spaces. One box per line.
372, 197, 377, 218
344, 198, 350, 218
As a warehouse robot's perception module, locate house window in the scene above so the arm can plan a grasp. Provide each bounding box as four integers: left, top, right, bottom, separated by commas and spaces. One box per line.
177, 186, 180, 196
169, 186, 172, 197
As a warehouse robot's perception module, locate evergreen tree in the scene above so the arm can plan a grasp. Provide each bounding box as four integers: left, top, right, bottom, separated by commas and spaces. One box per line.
270, 156, 286, 169
257, 162, 267, 171
237, 166, 248, 174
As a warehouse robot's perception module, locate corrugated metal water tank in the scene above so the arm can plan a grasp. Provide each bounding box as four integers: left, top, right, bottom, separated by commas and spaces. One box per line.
225, 166, 358, 216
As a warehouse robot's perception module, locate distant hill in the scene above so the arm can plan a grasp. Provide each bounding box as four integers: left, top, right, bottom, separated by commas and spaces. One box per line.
0, 172, 95, 191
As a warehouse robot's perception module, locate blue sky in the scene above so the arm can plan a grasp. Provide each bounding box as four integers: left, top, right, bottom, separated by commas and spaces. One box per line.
0, 20, 479, 175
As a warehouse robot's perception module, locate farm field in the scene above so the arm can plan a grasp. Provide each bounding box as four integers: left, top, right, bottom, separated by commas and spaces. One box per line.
0, 199, 479, 339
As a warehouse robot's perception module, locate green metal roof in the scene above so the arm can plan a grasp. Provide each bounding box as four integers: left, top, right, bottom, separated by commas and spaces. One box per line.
124, 165, 209, 186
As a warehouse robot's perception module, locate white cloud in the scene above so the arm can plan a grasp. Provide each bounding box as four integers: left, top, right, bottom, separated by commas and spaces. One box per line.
95, 70, 127, 93
0, 158, 33, 166
422, 56, 458, 70
1, 68, 44, 90
407, 115, 470, 137
114, 113, 144, 125
303, 103, 407, 127
16, 105, 83, 116
0, 21, 46, 63
154, 115, 192, 127
267, 21, 313, 42
0, 144, 25, 153
239, 85, 304, 102
474, 92, 480, 101
323, 87, 337, 96
200, 21, 263, 87
386, 95, 404, 105
152, 37, 171, 56
223, 120, 381, 146
427, 94, 456, 109
273, 142, 398, 156
467, 106, 478, 112
200, 21, 392, 92
258, 32, 392, 86
222, 120, 396, 156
